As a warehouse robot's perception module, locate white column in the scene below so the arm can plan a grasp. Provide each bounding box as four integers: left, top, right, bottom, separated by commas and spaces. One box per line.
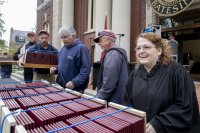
62, 0, 74, 27
52, 0, 62, 50
94, 0, 112, 62
112, 0, 131, 61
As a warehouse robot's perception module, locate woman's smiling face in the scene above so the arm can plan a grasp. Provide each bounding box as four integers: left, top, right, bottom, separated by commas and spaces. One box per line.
136, 37, 162, 70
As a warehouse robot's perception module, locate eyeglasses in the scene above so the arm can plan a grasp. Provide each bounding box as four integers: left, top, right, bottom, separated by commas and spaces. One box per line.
135, 45, 156, 52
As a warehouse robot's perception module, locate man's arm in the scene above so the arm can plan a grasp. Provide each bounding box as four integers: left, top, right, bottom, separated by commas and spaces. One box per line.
71, 46, 91, 88
96, 51, 122, 100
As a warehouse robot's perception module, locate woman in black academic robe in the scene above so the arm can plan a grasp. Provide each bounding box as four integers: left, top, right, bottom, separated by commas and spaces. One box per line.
123, 32, 200, 133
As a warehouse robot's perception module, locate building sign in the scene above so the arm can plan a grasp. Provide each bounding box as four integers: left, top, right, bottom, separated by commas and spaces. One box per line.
149, 0, 194, 16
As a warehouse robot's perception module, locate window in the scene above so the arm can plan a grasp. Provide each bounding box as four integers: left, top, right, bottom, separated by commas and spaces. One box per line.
88, 0, 95, 30
15, 36, 26, 43
44, 22, 50, 33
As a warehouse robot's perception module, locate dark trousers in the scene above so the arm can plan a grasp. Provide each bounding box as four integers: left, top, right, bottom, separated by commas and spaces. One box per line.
1, 71, 11, 78
1, 65, 12, 78
24, 68, 33, 83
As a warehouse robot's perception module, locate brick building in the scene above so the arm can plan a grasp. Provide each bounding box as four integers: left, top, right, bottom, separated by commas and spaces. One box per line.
36, 0, 200, 74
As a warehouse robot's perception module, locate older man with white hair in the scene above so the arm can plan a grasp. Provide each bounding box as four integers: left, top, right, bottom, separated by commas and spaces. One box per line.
50, 26, 91, 93
94, 29, 129, 104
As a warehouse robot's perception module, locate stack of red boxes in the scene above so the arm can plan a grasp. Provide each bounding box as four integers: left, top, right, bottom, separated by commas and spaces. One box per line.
24, 51, 58, 65
99, 107, 145, 133
57, 92, 79, 100
0, 82, 145, 133
27, 127, 46, 133
17, 97, 39, 109
44, 121, 78, 133
14, 112, 35, 130
28, 106, 58, 126
3, 99, 21, 111
33, 88, 50, 94
84, 111, 132, 132
66, 115, 114, 133
44, 93, 67, 102
45, 87, 62, 92
8, 90, 19, 97
60, 101, 91, 116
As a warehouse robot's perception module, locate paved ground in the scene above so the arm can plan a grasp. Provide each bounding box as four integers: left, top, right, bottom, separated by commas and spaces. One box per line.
0, 78, 17, 83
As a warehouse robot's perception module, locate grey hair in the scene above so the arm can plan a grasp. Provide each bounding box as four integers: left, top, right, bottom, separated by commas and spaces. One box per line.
111, 37, 116, 43
105, 36, 116, 43
59, 26, 77, 37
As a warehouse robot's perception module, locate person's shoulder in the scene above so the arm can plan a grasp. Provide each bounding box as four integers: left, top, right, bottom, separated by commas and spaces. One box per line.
28, 44, 37, 50
108, 50, 121, 56
76, 42, 88, 51
167, 61, 182, 68
108, 48, 126, 57
165, 61, 185, 74
105, 51, 123, 62
77, 43, 85, 47
49, 44, 58, 51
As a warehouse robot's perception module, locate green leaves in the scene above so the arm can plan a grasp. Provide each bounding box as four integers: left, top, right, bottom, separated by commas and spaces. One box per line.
0, 12, 5, 38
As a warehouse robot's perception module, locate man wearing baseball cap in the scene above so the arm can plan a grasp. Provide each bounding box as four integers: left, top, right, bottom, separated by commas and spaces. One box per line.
28, 30, 58, 83
94, 29, 129, 104
13, 31, 37, 82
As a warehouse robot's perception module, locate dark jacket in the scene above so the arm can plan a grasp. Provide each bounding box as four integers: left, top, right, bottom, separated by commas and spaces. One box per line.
13, 46, 22, 61
13, 42, 36, 60
56, 39, 91, 92
96, 46, 129, 104
123, 62, 200, 133
28, 43, 58, 74
1, 65, 12, 72
13, 42, 36, 73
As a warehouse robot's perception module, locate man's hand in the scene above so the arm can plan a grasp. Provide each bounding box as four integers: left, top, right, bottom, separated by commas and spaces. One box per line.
50, 67, 57, 74
18, 54, 23, 59
18, 55, 24, 67
18, 62, 24, 67
146, 123, 156, 133
65, 81, 74, 89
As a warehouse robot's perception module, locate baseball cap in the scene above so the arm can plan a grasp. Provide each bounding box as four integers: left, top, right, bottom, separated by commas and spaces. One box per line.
38, 30, 49, 36
27, 32, 36, 37
93, 29, 117, 43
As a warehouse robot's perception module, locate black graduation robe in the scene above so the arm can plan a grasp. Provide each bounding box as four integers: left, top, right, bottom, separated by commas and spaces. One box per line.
123, 62, 200, 133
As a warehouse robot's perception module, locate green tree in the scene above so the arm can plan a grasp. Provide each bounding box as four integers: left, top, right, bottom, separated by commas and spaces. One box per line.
0, 9, 8, 55
0, 12, 5, 37
9, 45, 19, 57
0, 39, 8, 55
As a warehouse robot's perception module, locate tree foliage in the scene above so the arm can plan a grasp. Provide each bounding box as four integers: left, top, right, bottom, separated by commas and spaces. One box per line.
0, 12, 5, 37
0, 39, 8, 54
0, 39, 6, 47
0, 8, 8, 55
